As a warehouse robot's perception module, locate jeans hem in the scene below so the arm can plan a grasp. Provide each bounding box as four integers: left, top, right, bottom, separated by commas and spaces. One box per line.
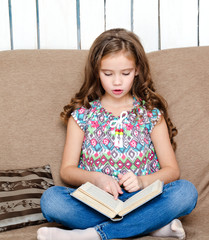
95, 223, 109, 240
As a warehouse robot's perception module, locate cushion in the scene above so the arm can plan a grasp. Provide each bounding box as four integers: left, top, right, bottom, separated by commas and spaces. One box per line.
0, 165, 54, 232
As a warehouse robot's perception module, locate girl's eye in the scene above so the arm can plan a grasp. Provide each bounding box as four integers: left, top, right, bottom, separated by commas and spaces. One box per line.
104, 73, 112, 76
122, 72, 130, 76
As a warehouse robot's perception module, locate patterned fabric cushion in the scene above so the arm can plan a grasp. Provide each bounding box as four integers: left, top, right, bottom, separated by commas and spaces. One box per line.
0, 165, 54, 232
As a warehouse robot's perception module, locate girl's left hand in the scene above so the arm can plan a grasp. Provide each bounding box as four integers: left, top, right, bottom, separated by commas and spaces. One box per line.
118, 172, 143, 192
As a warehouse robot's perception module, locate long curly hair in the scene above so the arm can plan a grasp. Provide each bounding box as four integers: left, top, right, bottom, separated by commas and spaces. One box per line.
60, 28, 178, 151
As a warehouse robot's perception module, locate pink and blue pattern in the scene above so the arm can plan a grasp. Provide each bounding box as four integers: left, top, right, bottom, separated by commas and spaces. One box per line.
72, 97, 161, 178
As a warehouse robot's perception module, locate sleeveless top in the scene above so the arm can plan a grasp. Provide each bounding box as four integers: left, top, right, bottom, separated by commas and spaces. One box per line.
71, 97, 161, 179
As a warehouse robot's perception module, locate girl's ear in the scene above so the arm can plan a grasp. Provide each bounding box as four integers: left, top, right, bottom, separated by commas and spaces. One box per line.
135, 66, 140, 76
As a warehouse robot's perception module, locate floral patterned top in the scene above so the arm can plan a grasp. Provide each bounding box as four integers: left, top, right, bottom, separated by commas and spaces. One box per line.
71, 97, 161, 179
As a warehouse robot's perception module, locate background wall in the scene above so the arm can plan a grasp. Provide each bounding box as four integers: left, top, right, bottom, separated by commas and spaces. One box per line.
0, 0, 209, 53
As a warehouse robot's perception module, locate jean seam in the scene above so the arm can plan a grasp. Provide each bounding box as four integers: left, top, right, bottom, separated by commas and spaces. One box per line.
95, 222, 109, 240
163, 182, 174, 193
66, 187, 71, 194
65, 186, 76, 195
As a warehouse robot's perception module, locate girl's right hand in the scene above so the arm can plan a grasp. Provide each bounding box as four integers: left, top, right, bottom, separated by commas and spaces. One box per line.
94, 172, 123, 200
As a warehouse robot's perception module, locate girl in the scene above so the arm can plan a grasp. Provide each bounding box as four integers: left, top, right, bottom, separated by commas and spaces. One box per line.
37, 28, 198, 240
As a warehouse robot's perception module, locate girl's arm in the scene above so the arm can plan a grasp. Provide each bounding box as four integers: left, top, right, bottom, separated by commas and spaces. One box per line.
60, 116, 93, 186
119, 116, 180, 191
140, 116, 180, 188
60, 117, 122, 198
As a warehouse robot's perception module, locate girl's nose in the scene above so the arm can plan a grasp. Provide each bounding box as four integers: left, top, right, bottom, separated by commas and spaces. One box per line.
113, 75, 122, 85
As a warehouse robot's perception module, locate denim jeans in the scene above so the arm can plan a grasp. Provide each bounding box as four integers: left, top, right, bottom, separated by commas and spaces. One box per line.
40, 179, 198, 240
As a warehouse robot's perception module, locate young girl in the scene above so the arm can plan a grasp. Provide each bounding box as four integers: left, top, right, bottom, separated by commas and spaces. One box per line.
37, 28, 198, 240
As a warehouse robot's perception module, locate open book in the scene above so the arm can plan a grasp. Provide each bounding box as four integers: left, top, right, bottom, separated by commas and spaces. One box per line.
71, 179, 163, 221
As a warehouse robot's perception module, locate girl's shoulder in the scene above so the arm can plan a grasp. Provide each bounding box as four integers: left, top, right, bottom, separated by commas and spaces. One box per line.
134, 97, 162, 132
73, 99, 100, 112
71, 99, 101, 131
135, 96, 161, 116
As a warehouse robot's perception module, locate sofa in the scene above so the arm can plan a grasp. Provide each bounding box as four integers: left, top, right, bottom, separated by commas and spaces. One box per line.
0, 46, 208, 240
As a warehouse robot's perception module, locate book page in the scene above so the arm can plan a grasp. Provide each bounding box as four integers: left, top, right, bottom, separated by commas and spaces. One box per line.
119, 180, 163, 216
77, 182, 124, 213
72, 188, 117, 219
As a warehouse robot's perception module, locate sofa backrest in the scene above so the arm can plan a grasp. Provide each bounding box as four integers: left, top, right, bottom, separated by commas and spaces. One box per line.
148, 47, 209, 194
0, 47, 208, 191
0, 50, 88, 185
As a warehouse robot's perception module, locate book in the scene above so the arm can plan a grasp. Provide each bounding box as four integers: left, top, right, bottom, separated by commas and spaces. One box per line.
71, 179, 163, 221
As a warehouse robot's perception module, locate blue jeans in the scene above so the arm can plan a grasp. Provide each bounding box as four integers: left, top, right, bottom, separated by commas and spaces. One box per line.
40, 180, 198, 240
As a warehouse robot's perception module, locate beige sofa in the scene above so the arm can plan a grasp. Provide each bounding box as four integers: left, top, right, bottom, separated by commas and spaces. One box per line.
0, 47, 208, 240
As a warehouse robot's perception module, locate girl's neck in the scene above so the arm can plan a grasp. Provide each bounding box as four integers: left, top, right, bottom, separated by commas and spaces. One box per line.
100, 94, 134, 116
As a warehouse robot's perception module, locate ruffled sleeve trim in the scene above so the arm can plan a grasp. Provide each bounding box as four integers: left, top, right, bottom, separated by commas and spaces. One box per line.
71, 106, 88, 132
148, 108, 162, 133
71, 100, 99, 132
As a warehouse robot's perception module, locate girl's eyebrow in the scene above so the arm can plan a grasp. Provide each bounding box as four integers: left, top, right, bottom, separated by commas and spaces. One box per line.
100, 67, 134, 71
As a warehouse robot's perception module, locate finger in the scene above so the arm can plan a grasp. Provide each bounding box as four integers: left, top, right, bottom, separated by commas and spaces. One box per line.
104, 181, 119, 199
121, 175, 138, 190
123, 181, 137, 192
115, 181, 123, 194
112, 180, 124, 199
119, 172, 133, 187
118, 173, 123, 180
126, 185, 139, 192
118, 173, 130, 186
110, 183, 119, 200
104, 185, 111, 193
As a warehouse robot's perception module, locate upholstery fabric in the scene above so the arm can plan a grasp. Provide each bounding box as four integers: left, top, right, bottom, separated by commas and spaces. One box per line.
0, 47, 208, 240
0, 165, 54, 232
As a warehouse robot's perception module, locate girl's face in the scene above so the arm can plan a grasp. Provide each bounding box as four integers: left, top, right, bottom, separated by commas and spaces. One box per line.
99, 51, 138, 101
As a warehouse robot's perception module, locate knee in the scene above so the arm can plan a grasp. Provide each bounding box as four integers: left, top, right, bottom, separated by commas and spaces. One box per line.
179, 180, 198, 201
40, 186, 63, 221
176, 179, 198, 214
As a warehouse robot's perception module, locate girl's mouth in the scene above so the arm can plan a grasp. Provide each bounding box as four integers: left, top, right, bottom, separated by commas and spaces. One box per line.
112, 89, 123, 95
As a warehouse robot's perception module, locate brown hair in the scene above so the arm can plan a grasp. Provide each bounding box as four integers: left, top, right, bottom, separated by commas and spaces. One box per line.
60, 28, 178, 151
